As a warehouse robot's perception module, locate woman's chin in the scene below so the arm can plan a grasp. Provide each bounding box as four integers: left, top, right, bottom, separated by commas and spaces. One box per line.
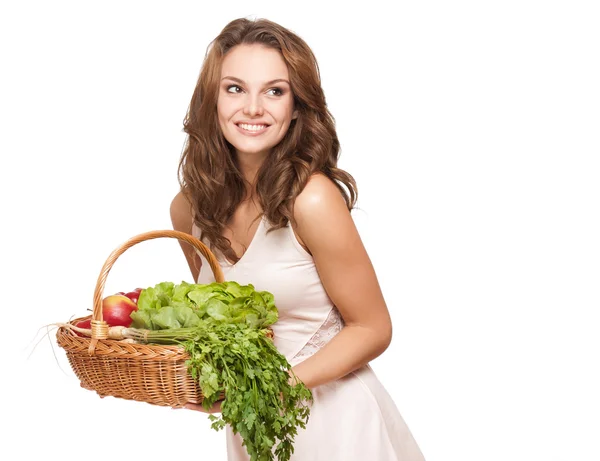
231, 141, 276, 158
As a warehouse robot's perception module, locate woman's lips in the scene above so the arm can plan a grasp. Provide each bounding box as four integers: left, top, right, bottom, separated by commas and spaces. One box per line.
235, 123, 269, 136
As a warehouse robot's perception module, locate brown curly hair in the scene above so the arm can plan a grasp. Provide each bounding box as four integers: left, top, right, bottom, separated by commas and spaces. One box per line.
177, 17, 357, 263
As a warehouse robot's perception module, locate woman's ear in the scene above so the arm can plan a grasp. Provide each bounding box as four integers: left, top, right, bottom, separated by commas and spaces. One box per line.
292, 109, 299, 120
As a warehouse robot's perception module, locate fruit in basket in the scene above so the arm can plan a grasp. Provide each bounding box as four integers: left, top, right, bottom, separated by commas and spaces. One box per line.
74, 318, 91, 337
76, 318, 91, 328
57, 277, 308, 461
123, 288, 143, 304
102, 295, 138, 327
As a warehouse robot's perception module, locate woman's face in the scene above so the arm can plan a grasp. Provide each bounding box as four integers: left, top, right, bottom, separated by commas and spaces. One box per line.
217, 44, 298, 160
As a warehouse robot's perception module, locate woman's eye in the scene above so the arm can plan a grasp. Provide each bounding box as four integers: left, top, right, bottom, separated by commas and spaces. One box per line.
267, 88, 283, 96
226, 85, 283, 96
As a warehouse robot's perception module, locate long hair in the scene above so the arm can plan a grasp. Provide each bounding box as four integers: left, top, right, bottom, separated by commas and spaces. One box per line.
178, 17, 357, 263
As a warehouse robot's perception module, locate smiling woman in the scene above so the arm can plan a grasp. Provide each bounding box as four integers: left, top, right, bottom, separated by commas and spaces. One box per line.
217, 45, 298, 160
170, 17, 426, 461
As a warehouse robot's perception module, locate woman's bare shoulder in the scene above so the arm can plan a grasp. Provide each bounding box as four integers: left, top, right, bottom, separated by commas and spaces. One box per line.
170, 190, 194, 233
170, 190, 201, 280
294, 172, 347, 214
291, 173, 351, 250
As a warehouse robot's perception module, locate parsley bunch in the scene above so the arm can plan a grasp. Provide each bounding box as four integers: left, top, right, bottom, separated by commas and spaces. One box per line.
181, 322, 313, 461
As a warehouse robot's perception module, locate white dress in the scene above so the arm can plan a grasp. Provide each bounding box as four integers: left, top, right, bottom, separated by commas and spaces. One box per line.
192, 216, 425, 461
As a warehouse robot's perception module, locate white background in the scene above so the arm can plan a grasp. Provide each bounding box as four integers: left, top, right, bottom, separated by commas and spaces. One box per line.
1, 1, 598, 460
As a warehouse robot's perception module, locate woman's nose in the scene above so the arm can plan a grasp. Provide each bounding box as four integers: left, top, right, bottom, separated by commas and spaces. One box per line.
243, 94, 264, 116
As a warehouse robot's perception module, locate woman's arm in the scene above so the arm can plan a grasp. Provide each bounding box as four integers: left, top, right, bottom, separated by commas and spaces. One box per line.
290, 174, 393, 389
171, 190, 222, 413
170, 190, 201, 283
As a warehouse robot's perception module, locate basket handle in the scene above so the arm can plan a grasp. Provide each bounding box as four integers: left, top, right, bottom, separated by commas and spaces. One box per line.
88, 230, 224, 353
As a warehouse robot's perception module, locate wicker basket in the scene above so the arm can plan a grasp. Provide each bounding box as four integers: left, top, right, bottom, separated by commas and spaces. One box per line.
56, 229, 264, 407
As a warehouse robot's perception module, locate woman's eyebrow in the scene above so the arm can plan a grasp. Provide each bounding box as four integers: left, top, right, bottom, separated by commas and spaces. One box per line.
221, 76, 290, 85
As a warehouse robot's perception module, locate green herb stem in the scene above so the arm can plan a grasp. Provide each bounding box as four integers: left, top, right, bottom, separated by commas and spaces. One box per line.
125, 323, 312, 461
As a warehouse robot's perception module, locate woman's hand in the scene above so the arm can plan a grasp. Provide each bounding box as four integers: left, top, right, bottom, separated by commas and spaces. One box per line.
177, 371, 300, 412
177, 400, 222, 413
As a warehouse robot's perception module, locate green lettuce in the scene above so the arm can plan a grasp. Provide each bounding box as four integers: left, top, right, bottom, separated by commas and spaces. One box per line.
131, 281, 278, 330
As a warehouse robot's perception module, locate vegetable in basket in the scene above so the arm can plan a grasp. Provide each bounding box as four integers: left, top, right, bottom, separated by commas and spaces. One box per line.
130, 280, 279, 331
65, 279, 310, 460
66, 314, 313, 461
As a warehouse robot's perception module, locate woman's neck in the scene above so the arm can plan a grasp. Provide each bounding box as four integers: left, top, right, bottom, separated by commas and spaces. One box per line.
235, 149, 270, 198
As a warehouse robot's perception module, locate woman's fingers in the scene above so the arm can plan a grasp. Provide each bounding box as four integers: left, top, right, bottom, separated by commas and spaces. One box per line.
180, 400, 223, 413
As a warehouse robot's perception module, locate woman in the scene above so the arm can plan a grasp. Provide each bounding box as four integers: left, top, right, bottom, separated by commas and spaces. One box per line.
170, 17, 425, 461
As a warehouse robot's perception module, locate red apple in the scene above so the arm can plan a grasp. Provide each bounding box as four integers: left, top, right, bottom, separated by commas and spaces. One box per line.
74, 318, 91, 337
102, 295, 138, 327
123, 290, 140, 304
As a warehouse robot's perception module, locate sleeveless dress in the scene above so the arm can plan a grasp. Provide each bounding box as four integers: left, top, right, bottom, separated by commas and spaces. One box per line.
192, 216, 425, 461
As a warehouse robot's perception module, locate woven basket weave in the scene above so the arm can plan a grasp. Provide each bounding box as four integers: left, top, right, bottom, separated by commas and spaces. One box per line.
56, 229, 263, 407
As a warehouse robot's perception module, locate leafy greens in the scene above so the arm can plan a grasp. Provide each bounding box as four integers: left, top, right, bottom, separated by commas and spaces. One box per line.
131, 281, 278, 330
130, 281, 313, 460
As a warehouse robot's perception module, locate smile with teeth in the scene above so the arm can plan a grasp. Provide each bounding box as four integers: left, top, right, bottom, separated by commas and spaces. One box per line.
237, 123, 268, 132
